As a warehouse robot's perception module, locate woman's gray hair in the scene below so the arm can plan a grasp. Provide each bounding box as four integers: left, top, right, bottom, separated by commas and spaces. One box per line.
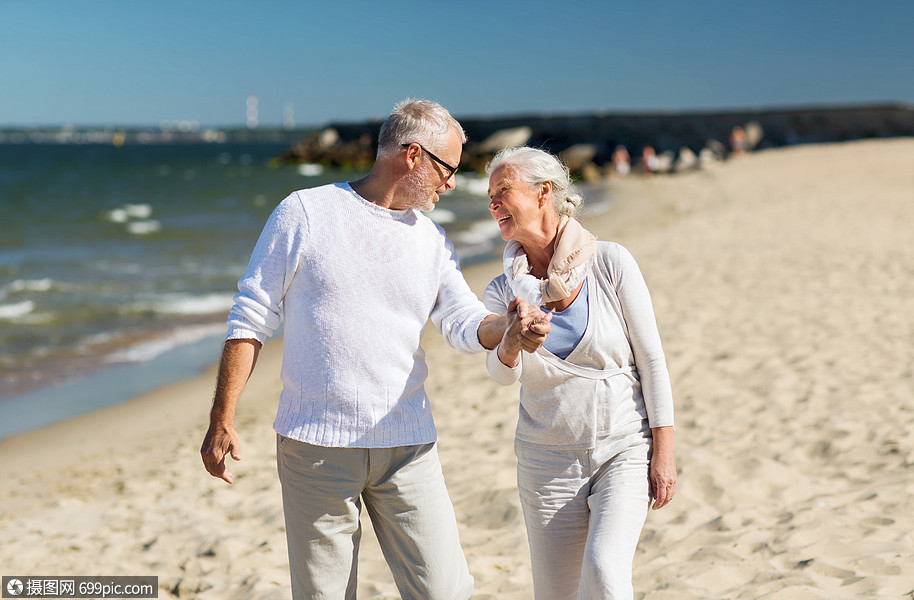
377, 98, 467, 158
486, 147, 583, 217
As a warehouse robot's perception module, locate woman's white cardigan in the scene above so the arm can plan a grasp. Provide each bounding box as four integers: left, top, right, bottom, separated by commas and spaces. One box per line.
483, 242, 674, 449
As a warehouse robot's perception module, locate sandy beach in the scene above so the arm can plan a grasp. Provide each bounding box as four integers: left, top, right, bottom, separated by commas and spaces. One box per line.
2, 138, 913, 599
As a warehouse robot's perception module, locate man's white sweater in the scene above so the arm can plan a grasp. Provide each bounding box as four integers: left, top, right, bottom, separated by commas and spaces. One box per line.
226, 183, 490, 448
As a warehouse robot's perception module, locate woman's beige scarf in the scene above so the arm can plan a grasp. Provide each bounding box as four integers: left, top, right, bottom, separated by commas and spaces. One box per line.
503, 215, 596, 306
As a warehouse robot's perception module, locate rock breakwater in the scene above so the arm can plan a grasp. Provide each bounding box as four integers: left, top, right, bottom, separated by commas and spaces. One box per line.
276, 104, 914, 179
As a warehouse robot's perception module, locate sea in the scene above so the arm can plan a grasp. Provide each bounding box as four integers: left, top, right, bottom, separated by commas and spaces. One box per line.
0, 140, 611, 440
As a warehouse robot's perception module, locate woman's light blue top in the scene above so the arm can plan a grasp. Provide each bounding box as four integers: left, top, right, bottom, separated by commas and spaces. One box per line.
542, 279, 590, 359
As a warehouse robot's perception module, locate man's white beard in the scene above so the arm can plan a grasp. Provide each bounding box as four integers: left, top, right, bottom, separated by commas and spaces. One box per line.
401, 166, 436, 212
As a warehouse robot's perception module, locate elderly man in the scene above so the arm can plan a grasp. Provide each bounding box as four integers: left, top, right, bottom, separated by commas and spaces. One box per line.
201, 99, 549, 600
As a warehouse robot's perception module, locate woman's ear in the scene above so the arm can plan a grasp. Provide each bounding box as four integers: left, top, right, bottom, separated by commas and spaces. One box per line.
538, 181, 552, 207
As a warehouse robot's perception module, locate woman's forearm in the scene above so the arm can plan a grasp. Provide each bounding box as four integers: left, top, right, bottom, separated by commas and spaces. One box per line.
651, 425, 675, 454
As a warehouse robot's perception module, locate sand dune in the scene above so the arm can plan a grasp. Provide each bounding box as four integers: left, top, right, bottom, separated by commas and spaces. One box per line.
1, 138, 912, 599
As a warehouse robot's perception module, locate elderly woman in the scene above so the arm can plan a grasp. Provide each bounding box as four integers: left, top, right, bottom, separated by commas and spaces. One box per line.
483, 147, 677, 599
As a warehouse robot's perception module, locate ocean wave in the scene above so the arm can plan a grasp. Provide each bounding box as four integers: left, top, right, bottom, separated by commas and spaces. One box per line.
455, 175, 489, 197
0, 300, 36, 320
105, 323, 228, 364
5, 278, 55, 293
103, 203, 161, 236
450, 219, 502, 246
447, 219, 505, 265
126, 220, 162, 235
78, 331, 122, 348
428, 208, 456, 224
0, 279, 55, 302
134, 292, 236, 316
104, 203, 153, 223
297, 163, 324, 176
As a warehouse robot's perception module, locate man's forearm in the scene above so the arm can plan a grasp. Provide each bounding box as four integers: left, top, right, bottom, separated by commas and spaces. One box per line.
201, 338, 260, 484
210, 338, 261, 425
476, 313, 508, 350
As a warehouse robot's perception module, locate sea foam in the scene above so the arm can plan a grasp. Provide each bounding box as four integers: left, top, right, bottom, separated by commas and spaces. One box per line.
105, 323, 228, 364
126, 220, 162, 235
6, 278, 55, 293
0, 300, 36, 320
450, 219, 502, 245
455, 175, 490, 197
141, 292, 237, 316
428, 208, 456, 224
105, 203, 154, 223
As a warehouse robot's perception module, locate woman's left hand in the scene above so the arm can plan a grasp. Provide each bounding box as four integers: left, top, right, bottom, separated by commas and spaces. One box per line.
649, 426, 677, 510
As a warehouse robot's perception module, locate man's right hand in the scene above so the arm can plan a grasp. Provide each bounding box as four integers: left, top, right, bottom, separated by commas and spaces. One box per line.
200, 422, 242, 484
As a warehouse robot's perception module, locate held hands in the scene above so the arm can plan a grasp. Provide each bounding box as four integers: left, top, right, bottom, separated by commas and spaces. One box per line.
497, 298, 552, 367
515, 298, 552, 352
200, 422, 242, 484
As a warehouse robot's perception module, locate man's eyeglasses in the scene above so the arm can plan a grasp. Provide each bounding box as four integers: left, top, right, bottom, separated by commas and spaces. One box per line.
401, 143, 458, 179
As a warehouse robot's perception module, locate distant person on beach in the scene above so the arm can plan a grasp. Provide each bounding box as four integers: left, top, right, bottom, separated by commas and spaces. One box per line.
641, 145, 660, 175
611, 145, 631, 176
200, 99, 550, 600
483, 147, 677, 599
730, 125, 747, 156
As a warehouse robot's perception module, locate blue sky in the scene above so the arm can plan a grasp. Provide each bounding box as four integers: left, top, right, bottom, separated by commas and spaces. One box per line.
2, 0, 912, 127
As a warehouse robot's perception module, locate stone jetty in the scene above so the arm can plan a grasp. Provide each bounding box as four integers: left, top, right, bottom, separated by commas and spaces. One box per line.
275, 104, 914, 179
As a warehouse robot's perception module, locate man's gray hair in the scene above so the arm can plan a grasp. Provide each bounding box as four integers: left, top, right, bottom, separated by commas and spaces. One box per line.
486, 147, 583, 217
377, 98, 467, 158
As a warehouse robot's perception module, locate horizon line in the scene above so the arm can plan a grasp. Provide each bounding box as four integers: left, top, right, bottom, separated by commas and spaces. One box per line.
3, 100, 912, 131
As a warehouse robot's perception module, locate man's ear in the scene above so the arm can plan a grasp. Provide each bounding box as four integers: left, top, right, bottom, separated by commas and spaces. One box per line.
403, 143, 421, 171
